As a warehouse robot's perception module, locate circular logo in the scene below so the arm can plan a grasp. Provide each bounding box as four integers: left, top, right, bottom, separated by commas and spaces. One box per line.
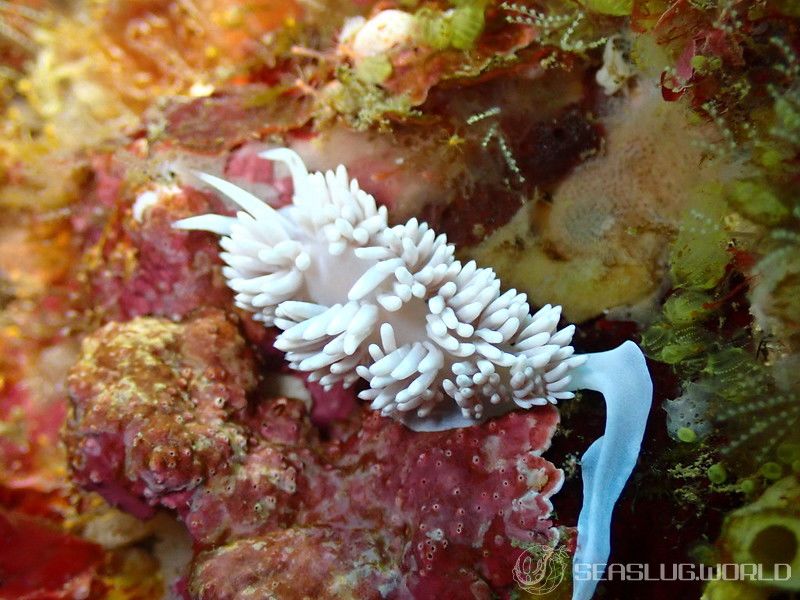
512, 545, 570, 595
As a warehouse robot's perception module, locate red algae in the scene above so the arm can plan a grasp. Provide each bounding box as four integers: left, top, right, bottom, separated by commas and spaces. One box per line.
160, 86, 313, 155
0, 509, 106, 599
64, 307, 565, 596
73, 169, 234, 322
65, 310, 257, 520
190, 527, 396, 600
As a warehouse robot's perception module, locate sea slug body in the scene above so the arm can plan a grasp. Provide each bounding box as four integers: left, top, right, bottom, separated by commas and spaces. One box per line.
174, 148, 585, 430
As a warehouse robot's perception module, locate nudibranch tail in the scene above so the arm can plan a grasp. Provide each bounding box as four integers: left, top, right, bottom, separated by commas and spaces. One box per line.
173, 148, 586, 428
567, 341, 653, 600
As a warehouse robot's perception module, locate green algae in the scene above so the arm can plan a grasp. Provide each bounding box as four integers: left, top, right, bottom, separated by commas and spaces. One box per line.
726, 180, 790, 227
580, 0, 632, 16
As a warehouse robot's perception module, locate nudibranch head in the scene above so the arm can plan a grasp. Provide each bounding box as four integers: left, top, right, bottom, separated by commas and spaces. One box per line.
174, 148, 585, 429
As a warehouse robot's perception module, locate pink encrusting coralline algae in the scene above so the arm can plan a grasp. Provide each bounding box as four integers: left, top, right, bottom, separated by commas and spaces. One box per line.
65, 310, 565, 598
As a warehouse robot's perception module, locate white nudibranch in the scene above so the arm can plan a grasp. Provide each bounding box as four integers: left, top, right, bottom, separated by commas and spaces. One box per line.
173, 148, 653, 600
174, 148, 584, 430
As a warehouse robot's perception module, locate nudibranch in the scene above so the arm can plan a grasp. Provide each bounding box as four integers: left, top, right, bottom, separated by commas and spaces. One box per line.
174, 148, 653, 600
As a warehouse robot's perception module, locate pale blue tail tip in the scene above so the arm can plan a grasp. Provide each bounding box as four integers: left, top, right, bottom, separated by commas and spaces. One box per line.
568, 341, 653, 600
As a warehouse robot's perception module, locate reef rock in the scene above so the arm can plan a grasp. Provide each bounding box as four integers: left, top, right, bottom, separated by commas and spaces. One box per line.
65, 309, 566, 597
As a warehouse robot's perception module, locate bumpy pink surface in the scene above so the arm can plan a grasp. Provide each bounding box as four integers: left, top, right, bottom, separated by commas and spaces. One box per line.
66, 308, 564, 599
70, 157, 233, 322
64, 151, 568, 599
